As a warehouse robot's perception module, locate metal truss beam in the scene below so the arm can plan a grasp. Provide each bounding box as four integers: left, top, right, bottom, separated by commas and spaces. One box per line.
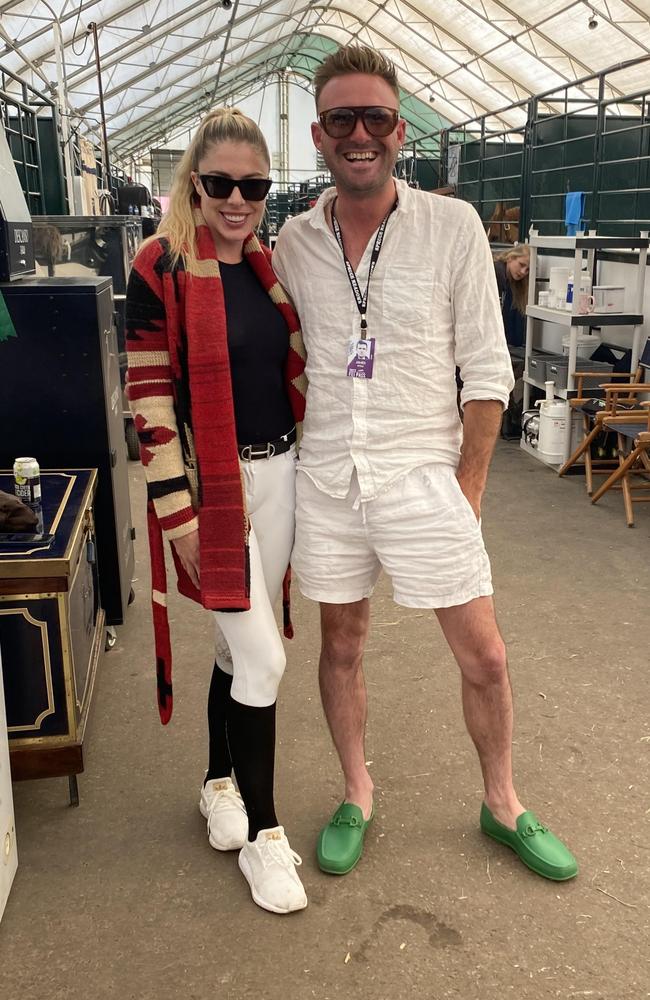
5, 0, 645, 158
107, 29, 322, 147
75, 0, 294, 113
317, 1, 535, 117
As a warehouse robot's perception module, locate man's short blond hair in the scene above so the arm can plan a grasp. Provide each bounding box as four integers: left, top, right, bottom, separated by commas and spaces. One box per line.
313, 44, 400, 108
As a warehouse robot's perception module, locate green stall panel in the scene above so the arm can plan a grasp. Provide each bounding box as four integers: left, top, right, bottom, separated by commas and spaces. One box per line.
532, 195, 565, 223
413, 158, 441, 190
455, 139, 523, 223
6, 114, 42, 215
600, 160, 641, 191
599, 190, 650, 226
460, 143, 481, 182
603, 127, 643, 161
457, 180, 480, 203
564, 136, 596, 168
36, 116, 66, 215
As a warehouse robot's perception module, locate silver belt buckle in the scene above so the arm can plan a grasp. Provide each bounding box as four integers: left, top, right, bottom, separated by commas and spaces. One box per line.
240, 442, 276, 461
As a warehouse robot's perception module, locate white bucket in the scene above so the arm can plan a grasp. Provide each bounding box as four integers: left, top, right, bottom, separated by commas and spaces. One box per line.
562, 330, 601, 359
537, 398, 567, 462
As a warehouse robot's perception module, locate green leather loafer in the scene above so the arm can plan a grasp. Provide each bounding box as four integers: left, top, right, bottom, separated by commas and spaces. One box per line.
480, 803, 578, 881
317, 802, 373, 875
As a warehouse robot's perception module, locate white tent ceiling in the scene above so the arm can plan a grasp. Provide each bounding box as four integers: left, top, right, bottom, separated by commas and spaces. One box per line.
1, 0, 649, 163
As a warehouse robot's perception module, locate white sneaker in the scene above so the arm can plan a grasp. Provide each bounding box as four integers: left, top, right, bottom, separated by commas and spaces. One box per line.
199, 776, 248, 851
238, 827, 308, 914
199, 774, 230, 818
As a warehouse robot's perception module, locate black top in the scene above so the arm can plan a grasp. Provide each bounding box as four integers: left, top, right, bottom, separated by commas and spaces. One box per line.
220, 258, 294, 444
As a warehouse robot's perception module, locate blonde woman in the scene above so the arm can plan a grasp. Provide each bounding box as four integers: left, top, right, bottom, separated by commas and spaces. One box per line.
493, 243, 530, 347
493, 244, 530, 437
125, 108, 308, 914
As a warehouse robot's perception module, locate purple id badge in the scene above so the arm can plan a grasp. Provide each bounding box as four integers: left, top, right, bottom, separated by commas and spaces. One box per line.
346, 337, 375, 379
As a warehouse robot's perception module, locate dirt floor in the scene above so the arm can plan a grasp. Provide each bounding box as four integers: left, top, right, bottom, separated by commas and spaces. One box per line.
1, 441, 649, 1000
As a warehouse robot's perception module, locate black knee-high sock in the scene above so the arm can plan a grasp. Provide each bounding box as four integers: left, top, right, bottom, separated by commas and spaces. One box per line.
206, 661, 233, 781
226, 697, 278, 840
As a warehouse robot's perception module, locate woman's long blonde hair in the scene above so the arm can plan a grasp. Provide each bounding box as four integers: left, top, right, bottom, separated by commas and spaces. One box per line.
153, 107, 270, 265
495, 244, 530, 315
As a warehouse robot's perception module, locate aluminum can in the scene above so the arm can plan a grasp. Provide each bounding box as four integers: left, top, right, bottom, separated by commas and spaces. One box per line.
13, 456, 44, 533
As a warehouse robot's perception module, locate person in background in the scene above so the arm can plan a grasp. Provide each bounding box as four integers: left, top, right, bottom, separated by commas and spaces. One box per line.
493, 244, 530, 348
273, 44, 577, 884
125, 107, 308, 915
494, 244, 530, 438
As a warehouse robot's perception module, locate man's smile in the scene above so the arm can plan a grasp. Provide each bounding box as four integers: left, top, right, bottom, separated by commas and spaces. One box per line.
342, 151, 378, 162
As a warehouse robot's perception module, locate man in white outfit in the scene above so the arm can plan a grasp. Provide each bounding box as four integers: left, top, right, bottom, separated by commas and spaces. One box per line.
273, 44, 577, 883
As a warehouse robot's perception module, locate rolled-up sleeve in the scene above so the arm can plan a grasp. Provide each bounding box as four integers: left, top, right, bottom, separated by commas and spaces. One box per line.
451, 204, 515, 410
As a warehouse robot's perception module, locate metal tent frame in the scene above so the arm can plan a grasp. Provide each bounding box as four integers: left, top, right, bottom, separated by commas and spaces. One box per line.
0, 0, 648, 165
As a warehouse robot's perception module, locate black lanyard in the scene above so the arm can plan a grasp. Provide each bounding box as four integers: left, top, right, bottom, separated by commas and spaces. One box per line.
331, 197, 397, 334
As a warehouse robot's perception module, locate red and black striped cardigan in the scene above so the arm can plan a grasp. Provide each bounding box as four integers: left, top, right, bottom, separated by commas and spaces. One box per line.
125, 214, 307, 723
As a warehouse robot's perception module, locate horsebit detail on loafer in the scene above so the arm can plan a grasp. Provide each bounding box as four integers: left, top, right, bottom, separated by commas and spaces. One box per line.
333, 814, 361, 827
523, 822, 547, 837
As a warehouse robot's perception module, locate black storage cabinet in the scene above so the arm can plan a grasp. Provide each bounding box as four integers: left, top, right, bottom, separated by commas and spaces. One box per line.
0, 276, 134, 624
0, 469, 104, 804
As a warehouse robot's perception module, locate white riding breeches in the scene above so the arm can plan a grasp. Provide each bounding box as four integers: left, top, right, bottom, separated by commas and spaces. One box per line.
213, 447, 296, 707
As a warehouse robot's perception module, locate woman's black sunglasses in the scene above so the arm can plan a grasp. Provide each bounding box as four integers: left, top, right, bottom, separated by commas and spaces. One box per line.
318, 106, 400, 139
198, 175, 273, 201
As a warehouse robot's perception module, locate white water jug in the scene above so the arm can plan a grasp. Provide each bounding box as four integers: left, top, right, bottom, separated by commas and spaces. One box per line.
537, 398, 567, 462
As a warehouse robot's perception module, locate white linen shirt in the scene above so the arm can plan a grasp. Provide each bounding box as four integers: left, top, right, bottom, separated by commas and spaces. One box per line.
273, 179, 514, 501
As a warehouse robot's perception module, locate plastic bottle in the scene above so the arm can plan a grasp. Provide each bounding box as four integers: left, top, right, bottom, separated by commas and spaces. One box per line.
565, 273, 574, 310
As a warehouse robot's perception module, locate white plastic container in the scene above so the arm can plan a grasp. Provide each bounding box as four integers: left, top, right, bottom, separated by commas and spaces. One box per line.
0, 646, 18, 924
592, 285, 625, 313
562, 330, 601, 358
537, 399, 567, 462
535, 382, 567, 463
579, 272, 592, 294
549, 266, 570, 308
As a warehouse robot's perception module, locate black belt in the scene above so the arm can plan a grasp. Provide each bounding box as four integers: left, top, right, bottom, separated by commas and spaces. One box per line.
238, 426, 296, 462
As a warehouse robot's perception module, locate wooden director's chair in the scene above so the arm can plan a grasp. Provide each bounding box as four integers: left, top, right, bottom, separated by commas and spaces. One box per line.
558, 336, 650, 494
590, 400, 650, 527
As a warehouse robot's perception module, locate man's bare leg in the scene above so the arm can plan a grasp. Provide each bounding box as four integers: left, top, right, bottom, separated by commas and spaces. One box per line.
319, 599, 373, 820
436, 595, 524, 829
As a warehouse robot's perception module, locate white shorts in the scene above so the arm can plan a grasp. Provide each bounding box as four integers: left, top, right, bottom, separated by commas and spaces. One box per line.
292, 464, 493, 609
